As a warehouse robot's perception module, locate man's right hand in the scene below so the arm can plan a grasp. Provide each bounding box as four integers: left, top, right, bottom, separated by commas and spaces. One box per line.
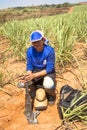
19, 71, 32, 83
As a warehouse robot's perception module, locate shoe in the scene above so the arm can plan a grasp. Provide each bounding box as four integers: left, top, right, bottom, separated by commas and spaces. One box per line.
48, 100, 55, 105
17, 82, 25, 88
48, 96, 55, 105
17, 81, 33, 88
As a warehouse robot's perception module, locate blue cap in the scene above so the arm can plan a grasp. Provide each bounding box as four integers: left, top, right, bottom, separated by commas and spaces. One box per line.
30, 31, 43, 43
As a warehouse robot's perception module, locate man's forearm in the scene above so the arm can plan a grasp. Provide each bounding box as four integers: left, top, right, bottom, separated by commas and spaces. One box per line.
33, 69, 47, 78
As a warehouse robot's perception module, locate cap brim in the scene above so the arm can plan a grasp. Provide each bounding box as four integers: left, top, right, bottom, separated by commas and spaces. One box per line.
30, 37, 42, 43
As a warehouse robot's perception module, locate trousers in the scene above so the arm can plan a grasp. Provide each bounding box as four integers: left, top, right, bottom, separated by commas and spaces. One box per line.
28, 71, 56, 98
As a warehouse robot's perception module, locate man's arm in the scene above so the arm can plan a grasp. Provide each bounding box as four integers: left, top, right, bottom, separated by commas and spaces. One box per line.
33, 69, 47, 78
24, 69, 47, 82
46, 48, 55, 73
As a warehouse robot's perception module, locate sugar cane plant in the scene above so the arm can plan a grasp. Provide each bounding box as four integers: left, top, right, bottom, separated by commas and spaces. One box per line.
53, 16, 76, 67
0, 4, 87, 64
61, 90, 87, 124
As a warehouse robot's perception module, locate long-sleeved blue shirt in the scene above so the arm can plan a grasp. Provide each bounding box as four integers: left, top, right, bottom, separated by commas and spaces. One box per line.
26, 44, 55, 74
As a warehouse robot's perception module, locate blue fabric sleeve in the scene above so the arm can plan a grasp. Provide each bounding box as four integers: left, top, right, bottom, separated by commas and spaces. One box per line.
46, 48, 55, 73
26, 49, 33, 71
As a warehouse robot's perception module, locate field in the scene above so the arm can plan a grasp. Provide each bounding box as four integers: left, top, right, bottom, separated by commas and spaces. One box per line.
0, 4, 87, 130
0, 6, 70, 23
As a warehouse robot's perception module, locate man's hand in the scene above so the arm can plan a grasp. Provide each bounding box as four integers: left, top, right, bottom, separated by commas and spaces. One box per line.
19, 74, 29, 83
19, 71, 35, 83
24, 73, 35, 82
19, 69, 47, 83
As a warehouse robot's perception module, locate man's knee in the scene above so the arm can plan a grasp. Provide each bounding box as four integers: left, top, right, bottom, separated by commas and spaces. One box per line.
43, 76, 55, 89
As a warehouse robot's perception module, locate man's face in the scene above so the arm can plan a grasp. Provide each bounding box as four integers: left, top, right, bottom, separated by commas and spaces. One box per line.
32, 39, 44, 52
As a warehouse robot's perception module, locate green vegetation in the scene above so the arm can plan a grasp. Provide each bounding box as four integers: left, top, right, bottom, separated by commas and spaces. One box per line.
0, 2, 77, 23
72, 5, 87, 42
0, 2, 74, 16
0, 5, 87, 65
73, 4, 87, 12
62, 91, 87, 124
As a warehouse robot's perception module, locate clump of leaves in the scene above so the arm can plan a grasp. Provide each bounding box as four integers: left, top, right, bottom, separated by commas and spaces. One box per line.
0, 71, 4, 87
0, 71, 9, 87
84, 48, 87, 57
62, 91, 87, 124
0, 71, 12, 87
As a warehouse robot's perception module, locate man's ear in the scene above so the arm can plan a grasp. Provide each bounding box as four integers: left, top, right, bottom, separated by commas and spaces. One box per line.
42, 37, 45, 41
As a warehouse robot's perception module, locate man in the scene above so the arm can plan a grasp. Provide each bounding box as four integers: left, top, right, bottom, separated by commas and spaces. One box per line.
20, 30, 56, 105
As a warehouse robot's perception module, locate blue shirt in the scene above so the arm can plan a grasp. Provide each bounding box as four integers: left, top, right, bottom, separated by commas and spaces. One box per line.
26, 44, 55, 74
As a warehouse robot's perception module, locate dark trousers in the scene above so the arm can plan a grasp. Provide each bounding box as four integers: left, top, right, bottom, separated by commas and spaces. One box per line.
28, 71, 56, 99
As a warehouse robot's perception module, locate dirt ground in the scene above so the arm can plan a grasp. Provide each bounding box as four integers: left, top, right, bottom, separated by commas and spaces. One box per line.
0, 35, 87, 130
